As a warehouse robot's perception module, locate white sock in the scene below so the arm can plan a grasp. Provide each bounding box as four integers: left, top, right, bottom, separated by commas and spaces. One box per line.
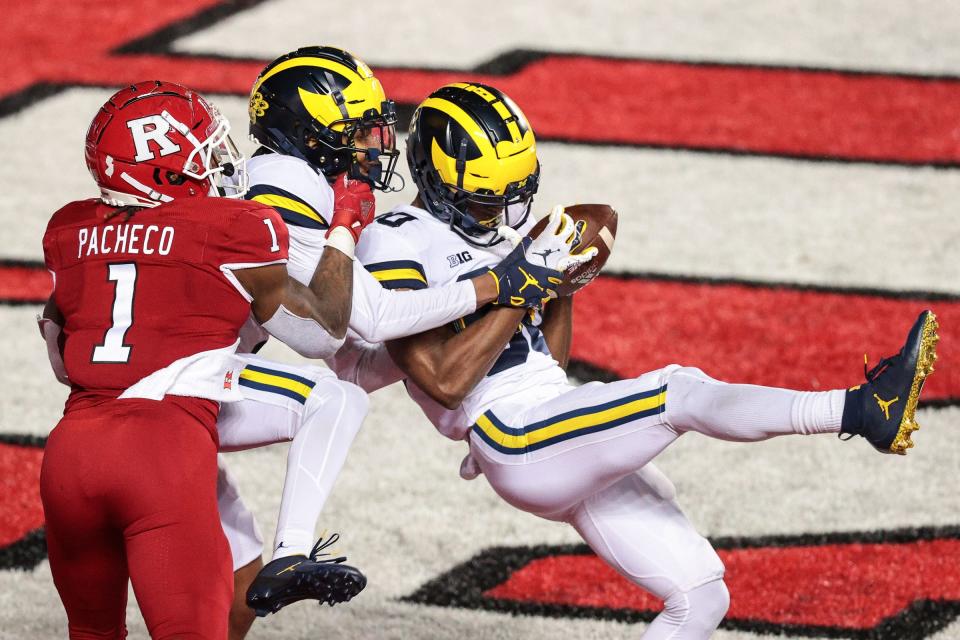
665, 367, 843, 441
271, 380, 368, 560
790, 389, 845, 435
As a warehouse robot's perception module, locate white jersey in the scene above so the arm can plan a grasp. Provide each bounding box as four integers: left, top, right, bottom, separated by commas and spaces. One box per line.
352, 205, 572, 440
236, 152, 477, 353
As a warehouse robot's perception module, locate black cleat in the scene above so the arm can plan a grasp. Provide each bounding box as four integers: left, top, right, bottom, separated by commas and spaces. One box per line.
840, 310, 939, 454
246, 534, 367, 617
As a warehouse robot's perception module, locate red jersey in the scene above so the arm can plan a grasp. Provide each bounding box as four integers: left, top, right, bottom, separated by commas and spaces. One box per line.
43, 197, 288, 410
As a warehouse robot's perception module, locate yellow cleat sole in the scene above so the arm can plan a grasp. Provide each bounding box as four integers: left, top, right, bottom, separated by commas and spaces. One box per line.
889, 312, 939, 455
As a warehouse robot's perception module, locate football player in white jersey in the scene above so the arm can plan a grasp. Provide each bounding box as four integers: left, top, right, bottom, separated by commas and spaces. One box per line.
342, 83, 940, 640
216, 47, 585, 635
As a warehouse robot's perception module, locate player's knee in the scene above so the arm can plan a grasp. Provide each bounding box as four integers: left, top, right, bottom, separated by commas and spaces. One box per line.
303, 380, 369, 434
661, 579, 729, 635
662, 366, 721, 430
340, 380, 370, 418
664, 365, 715, 387
698, 579, 730, 625
332, 380, 369, 430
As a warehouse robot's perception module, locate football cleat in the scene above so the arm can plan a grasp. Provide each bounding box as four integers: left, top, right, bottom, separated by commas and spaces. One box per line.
840, 310, 939, 454
246, 534, 366, 617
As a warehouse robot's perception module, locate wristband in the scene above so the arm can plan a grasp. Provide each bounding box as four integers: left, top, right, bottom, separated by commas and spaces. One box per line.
325, 226, 357, 259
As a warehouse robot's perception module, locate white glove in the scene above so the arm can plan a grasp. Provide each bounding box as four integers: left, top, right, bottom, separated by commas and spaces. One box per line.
498, 205, 598, 271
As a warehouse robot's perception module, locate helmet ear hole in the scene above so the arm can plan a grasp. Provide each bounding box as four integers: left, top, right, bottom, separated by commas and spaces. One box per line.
165, 171, 186, 186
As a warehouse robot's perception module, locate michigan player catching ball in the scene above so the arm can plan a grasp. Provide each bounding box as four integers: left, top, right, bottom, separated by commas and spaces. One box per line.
334, 82, 940, 640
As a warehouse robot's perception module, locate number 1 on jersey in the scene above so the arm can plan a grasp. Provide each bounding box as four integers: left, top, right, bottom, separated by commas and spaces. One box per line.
92, 262, 137, 363
263, 218, 280, 252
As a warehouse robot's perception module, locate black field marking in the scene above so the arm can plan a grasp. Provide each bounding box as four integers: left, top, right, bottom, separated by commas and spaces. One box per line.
0, 4, 956, 169
403, 525, 960, 640
0, 435, 46, 571
0, 433, 46, 448
599, 270, 960, 302
0, 529, 47, 572
113, 0, 271, 55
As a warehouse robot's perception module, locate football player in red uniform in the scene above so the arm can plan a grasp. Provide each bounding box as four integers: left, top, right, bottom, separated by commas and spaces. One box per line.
39, 81, 371, 639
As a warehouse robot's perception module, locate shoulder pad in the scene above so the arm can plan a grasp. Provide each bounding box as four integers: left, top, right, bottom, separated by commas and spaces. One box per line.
245, 154, 333, 231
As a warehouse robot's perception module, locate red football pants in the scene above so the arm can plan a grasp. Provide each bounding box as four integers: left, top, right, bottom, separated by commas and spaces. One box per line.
40, 398, 232, 639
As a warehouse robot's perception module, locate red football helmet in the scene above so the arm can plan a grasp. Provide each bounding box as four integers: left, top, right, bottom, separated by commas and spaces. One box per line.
85, 80, 248, 207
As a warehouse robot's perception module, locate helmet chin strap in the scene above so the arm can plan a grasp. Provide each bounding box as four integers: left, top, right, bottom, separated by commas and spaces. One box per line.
350, 148, 405, 192
114, 173, 172, 206
264, 127, 312, 165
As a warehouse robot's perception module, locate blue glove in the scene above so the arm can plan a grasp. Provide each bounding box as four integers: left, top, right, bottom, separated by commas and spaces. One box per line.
487, 237, 562, 307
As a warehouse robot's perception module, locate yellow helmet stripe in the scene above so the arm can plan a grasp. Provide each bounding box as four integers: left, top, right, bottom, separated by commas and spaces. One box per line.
252, 57, 367, 96
447, 82, 525, 144
419, 95, 496, 158
421, 93, 536, 194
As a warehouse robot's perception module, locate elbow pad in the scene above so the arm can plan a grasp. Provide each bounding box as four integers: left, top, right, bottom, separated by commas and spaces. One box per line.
261, 305, 344, 359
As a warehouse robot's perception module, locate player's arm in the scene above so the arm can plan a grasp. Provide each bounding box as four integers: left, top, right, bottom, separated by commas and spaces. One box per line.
348, 263, 498, 343
231, 175, 381, 357
539, 296, 574, 370
232, 245, 352, 356
38, 296, 69, 385
386, 306, 527, 410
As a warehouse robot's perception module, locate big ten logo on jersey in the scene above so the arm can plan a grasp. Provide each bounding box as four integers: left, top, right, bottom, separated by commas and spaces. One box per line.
126, 115, 181, 161
447, 251, 473, 268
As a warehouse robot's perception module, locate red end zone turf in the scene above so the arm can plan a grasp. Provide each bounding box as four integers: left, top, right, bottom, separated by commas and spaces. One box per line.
571, 277, 956, 401
5, 0, 960, 164
483, 537, 960, 629
0, 265, 52, 304
0, 443, 44, 547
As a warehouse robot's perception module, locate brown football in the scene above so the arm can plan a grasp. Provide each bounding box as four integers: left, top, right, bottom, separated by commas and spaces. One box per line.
529, 204, 618, 296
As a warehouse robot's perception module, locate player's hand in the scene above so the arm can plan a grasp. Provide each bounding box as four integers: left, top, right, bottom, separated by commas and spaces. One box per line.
503, 205, 598, 272
487, 237, 562, 308
328, 174, 376, 242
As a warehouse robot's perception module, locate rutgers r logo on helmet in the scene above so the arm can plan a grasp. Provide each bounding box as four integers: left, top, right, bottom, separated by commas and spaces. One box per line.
84, 80, 249, 208
126, 115, 182, 162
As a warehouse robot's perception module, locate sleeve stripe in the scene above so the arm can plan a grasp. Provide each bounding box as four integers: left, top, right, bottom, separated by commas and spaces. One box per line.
246, 184, 329, 229
251, 194, 327, 228
379, 278, 428, 291
369, 267, 428, 285
364, 260, 426, 279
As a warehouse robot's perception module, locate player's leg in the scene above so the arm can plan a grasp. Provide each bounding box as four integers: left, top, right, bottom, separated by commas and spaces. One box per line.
662, 365, 844, 440
219, 356, 370, 614
474, 313, 939, 516
472, 362, 844, 517
564, 467, 729, 640
665, 310, 938, 454
219, 357, 368, 555
216, 458, 263, 640
271, 376, 369, 558
116, 401, 233, 639
40, 416, 130, 639
230, 559, 262, 640
473, 364, 847, 517
471, 368, 682, 515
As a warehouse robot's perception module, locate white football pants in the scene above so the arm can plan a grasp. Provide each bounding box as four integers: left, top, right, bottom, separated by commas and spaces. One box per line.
216, 355, 369, 567
469, 365, 844, 639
